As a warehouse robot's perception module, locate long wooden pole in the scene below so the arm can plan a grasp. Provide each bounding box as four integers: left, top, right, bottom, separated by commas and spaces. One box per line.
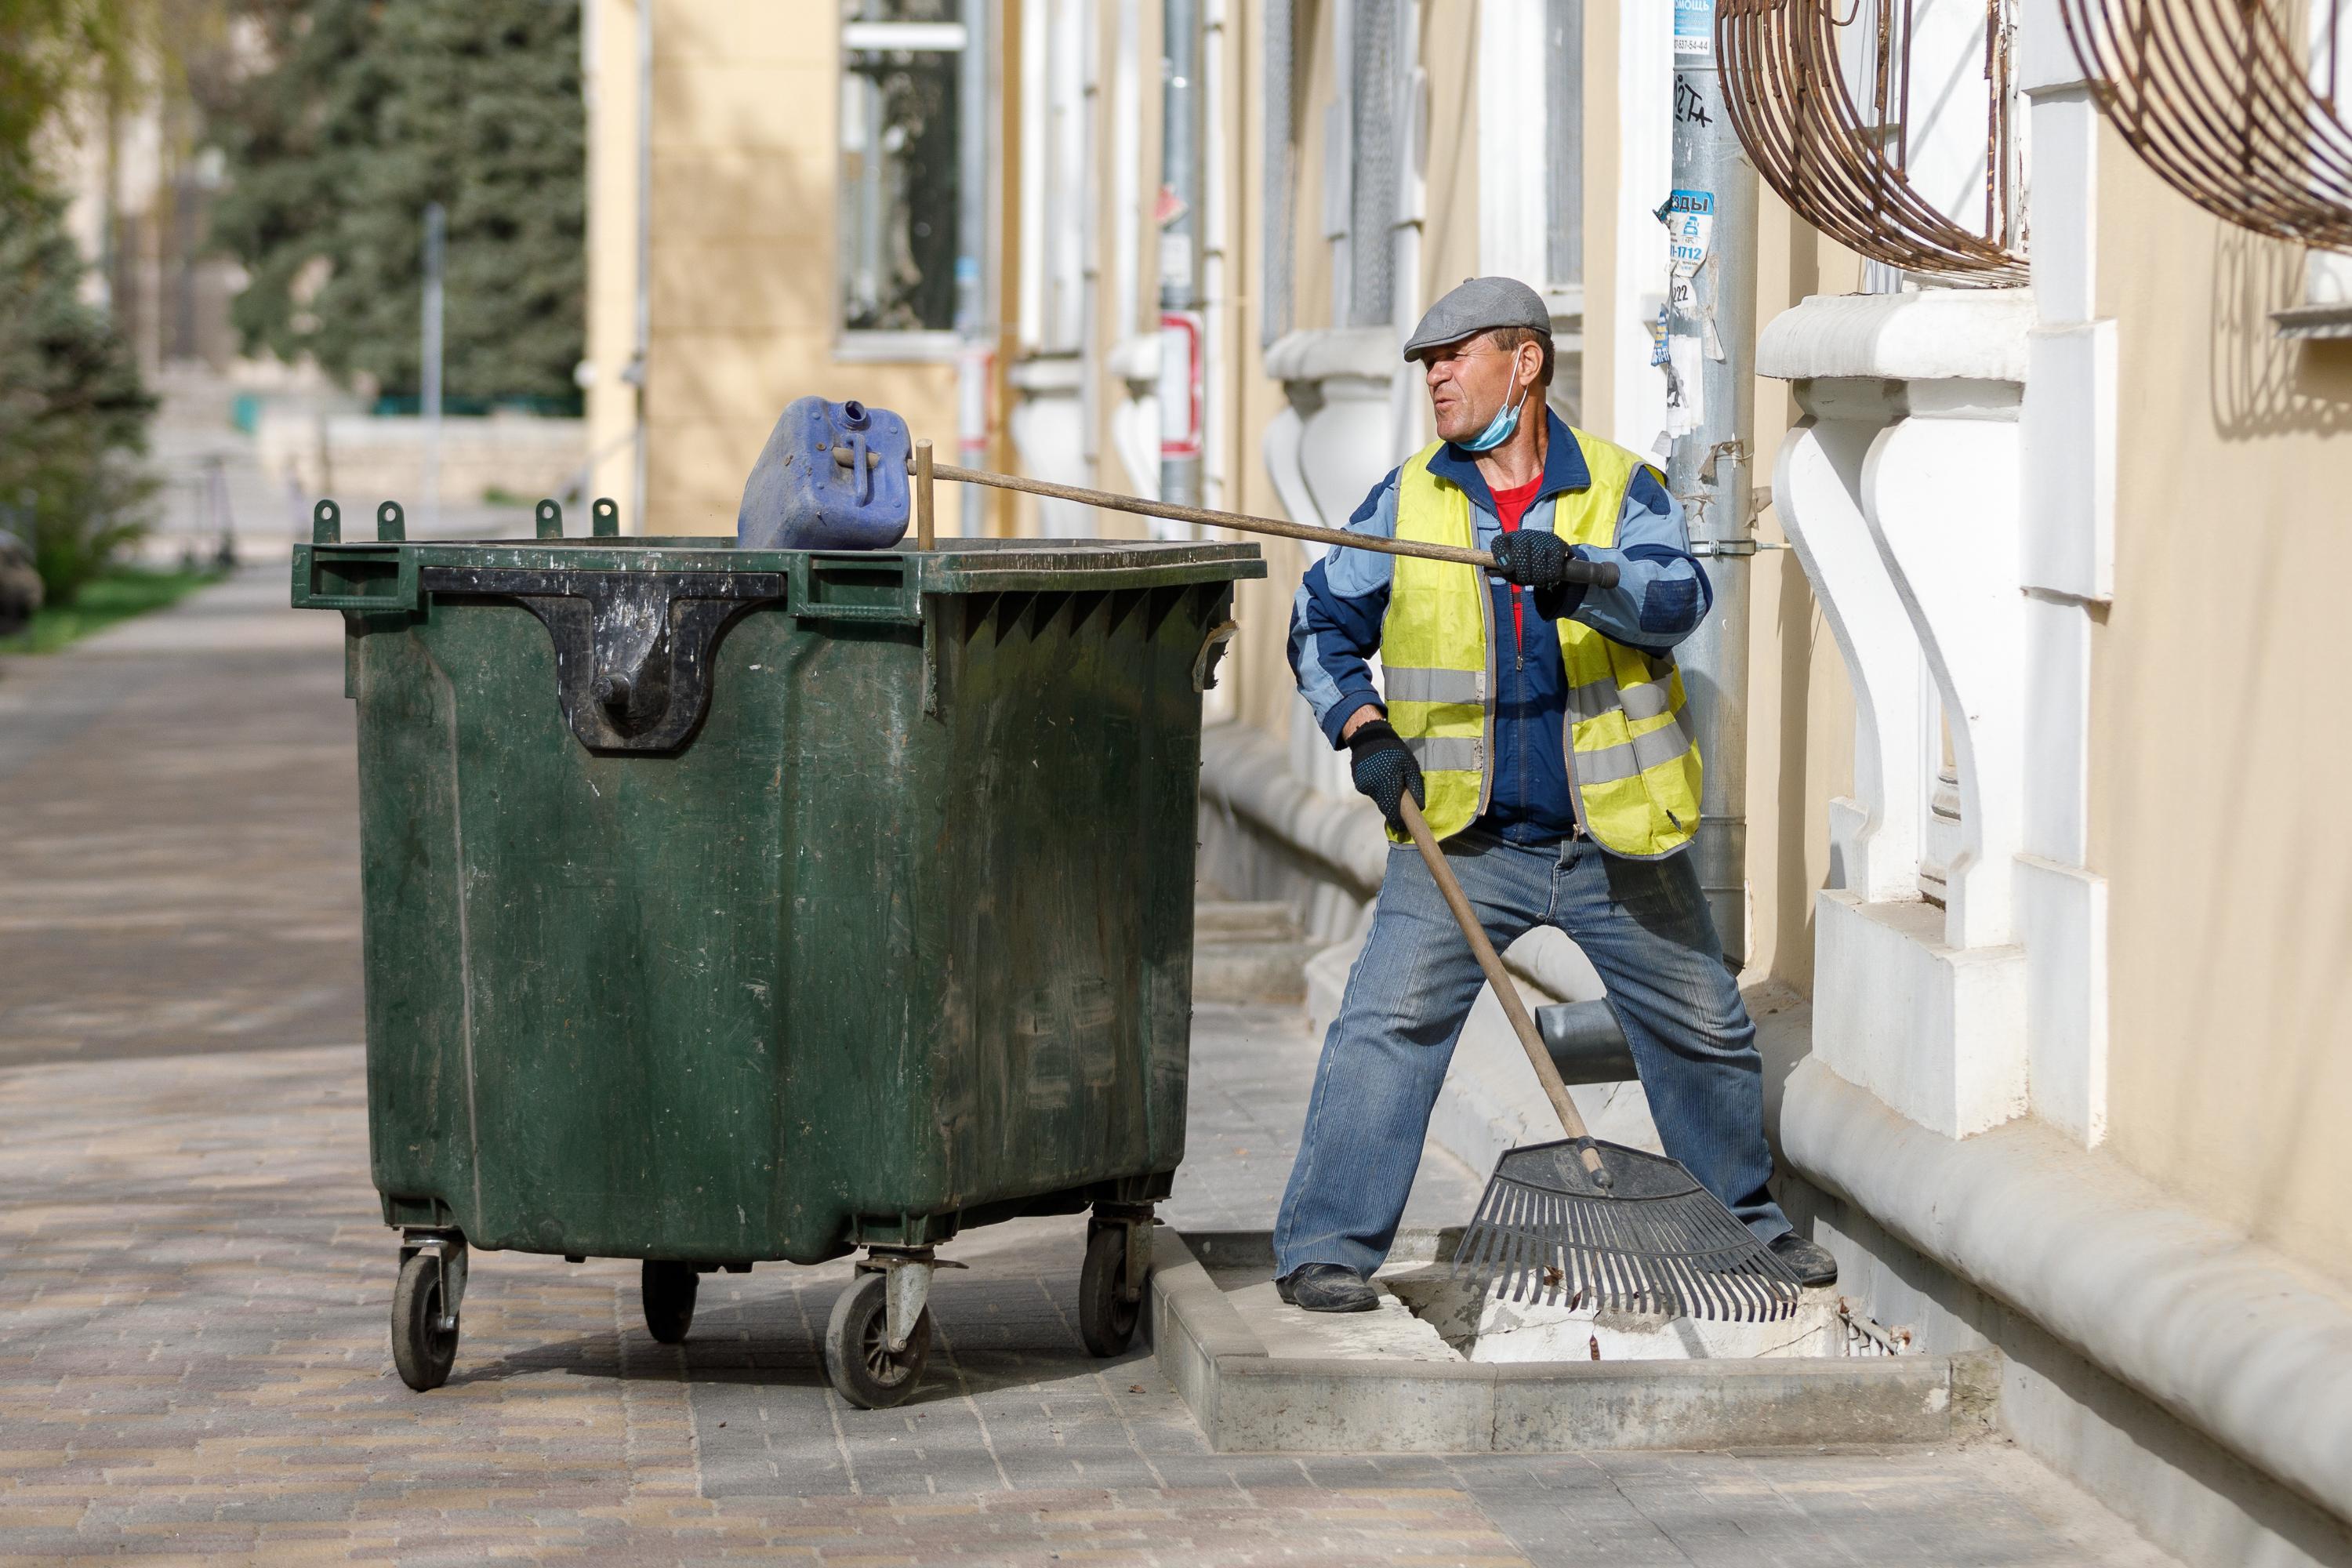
926, 460, 1496, 568
913, 439, 935, 550
906, 459, 1624, 589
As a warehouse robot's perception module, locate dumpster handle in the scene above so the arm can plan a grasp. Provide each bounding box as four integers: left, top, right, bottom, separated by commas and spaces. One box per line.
418, 565, 786, 753
1192, 619, 1238, 693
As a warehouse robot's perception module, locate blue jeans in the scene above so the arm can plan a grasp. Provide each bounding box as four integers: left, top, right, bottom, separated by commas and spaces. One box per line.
1272, 829, 1790, 1279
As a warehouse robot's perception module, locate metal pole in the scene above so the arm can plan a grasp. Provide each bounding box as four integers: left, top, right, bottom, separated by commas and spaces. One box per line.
955, 0, 990, 536
1156, 0, 1204, 516
1664, 0, 1756, 968
420, 201, 445, 536
632, 0, 653, 534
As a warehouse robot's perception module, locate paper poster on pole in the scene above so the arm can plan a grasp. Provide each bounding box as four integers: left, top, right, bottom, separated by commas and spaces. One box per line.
1665, 191, 1714, 278
1663, 189, 1714, 312
1675, 0, 1714, 56
1664, 336, 1704, 438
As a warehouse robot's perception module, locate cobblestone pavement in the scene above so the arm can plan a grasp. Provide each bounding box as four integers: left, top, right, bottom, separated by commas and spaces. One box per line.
0, 573, 2182, 1565
0, 572, 363, 1073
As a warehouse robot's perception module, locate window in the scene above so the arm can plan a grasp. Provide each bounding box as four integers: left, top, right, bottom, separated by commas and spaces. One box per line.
840, 1, 967, 340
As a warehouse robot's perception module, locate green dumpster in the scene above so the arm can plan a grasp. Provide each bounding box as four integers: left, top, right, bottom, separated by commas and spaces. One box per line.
293, 496, 1262, 1406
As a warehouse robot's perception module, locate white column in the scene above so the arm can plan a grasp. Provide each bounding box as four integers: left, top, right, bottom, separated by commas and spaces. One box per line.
2013, 0, 2114, 1149
1862, 395, 2025, 951
1759, 291, 2034, 1138
1771, 399, 1926, 904
1477, 0, 1549, 282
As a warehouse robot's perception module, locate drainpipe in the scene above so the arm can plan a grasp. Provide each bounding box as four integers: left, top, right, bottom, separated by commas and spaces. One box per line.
956, 0, 989, 535
1157, 0, 1204, 516
1664, 0, 1756, 968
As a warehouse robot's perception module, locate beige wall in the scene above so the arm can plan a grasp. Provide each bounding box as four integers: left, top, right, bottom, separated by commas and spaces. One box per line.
2092, 129, 2352, 1289
1744, 208, 1863, 993
1578, 0, 1621, 445
588, 0, 960, 537
1417, 11, 1480, 330
583, 0, 641, 516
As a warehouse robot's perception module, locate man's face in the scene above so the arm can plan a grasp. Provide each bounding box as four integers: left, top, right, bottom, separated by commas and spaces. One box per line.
1421, 333, 1534, 443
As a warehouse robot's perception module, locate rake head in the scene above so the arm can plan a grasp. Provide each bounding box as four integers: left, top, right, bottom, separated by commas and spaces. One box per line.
1450, 1138, 1805, 1323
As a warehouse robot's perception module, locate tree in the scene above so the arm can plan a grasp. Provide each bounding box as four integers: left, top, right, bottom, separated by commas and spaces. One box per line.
0, 0, 141, 199
0, 190, 156, 604
208, 0, 586, 405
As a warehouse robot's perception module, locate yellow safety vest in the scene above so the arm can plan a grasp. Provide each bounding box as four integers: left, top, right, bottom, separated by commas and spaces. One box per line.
1380, 430, 1703, 859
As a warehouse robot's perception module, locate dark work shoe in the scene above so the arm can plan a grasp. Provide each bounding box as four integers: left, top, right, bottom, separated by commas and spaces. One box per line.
1769, 1231, 1839, 1288
1275, 1263, 1380, 1313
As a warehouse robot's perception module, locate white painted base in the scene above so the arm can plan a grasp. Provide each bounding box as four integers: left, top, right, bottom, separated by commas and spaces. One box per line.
1813, 889, 2027, 1138
2018, 853, 2109, 1145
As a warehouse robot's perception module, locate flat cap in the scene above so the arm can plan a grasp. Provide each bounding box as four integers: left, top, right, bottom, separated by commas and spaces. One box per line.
1401, 276, 1552, 361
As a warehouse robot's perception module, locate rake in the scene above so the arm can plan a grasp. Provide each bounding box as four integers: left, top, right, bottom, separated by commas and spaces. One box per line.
1395, 794, 1802, 1323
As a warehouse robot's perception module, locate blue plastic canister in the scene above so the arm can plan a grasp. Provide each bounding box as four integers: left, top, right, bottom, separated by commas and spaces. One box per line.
735, 396, 913, 550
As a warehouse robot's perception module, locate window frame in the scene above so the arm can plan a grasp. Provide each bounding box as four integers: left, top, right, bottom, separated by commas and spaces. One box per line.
835, 9, 971, 359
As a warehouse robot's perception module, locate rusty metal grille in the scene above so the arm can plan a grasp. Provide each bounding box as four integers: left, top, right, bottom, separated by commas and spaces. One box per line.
1717, 0, 2029, 282
2062, 0, 2352, 249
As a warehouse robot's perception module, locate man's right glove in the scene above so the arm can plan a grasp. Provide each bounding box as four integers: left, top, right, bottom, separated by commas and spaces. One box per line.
1486, 528, 1571, 589
1346, 719, 1425, 831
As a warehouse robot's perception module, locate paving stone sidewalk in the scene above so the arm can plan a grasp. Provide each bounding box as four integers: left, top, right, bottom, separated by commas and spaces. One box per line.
0, 571, 2183, 1565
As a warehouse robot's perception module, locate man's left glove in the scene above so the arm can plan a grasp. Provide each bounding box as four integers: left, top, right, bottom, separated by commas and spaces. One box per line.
1487, 528, 1571, 590
1346, 719, 1425, 832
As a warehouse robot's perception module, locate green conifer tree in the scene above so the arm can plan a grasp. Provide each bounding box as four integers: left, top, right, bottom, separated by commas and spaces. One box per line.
209, 0, 585, 405
0, 190, 157, 603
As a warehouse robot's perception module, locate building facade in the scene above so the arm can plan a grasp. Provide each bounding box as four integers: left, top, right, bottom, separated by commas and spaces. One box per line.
585, 2, 2352, 1558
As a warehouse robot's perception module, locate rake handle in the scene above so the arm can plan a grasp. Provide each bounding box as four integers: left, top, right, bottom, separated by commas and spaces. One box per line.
924, 461, 1621, 586
1397, 795, 1610, 1184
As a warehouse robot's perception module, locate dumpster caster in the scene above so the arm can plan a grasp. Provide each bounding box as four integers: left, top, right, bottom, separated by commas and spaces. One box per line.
391, 1232, 467, 1392
641, 1260, 698, 1345
824, 1269, 932, 1410
1079, 1213, 1152, 1357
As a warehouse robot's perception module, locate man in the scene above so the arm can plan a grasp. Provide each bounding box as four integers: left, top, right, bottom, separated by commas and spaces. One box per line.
1275, 277, 1836, 1313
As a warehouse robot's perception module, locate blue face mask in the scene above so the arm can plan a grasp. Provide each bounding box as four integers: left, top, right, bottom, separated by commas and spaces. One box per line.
1456, 364, 1532, 452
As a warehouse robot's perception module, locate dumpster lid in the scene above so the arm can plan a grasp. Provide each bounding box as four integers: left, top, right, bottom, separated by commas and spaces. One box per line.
294, 524, 1264, 757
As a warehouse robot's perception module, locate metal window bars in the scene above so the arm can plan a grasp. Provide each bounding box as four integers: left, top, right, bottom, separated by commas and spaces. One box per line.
2060, 0, 2352, 249
1716, 0, 2030, 283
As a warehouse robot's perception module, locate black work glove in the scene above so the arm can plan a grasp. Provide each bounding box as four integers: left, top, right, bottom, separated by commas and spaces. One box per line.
1486, 528, 1572, 590
1346, 719, 1425, 832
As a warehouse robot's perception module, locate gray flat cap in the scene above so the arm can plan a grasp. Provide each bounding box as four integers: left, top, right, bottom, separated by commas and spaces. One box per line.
1402, 276, 1552, 361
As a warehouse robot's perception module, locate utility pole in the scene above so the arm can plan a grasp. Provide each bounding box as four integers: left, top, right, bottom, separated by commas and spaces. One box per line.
1157, 0, 1205, 519
1664, 0, 1756, 968
421, 201, 446, 537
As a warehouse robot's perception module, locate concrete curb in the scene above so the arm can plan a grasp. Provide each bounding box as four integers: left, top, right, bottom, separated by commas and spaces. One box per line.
1151, 1230, 1999, 1454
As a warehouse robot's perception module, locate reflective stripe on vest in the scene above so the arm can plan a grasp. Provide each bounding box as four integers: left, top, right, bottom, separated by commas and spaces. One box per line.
1379, 431, 1704, 859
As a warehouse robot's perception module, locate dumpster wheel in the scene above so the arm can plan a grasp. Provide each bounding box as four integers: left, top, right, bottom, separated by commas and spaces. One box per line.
1080, 1218, 1145, 1357
391, 1250, 459, 1392
824, 1272, 932, 1409
641, 1260, 699, 1345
